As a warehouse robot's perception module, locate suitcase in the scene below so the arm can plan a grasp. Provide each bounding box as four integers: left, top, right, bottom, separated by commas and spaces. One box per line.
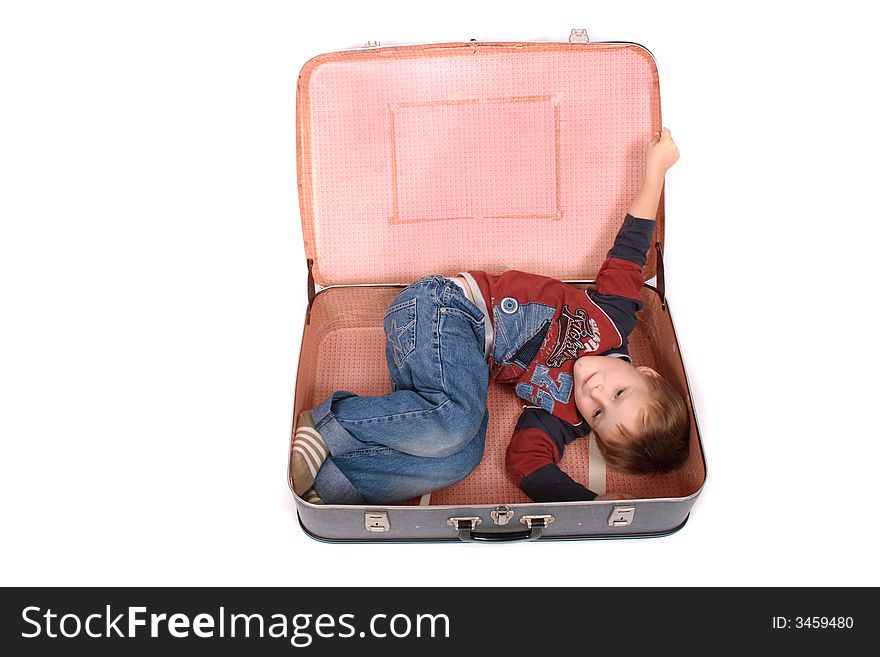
289, 32, 706, 542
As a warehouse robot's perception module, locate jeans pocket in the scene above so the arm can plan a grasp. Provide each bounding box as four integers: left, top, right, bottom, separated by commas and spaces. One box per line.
443, 306, 484, 328
383, 297, 417, 368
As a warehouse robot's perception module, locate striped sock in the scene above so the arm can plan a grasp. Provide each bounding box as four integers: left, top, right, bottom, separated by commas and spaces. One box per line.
292, 410, 328, 496
302, 488, 324, 505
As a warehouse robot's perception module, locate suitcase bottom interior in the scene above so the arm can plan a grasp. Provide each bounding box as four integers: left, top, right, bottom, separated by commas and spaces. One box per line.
292, 285, 704, 505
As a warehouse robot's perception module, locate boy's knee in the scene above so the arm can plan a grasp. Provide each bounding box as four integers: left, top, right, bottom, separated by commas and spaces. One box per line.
417, 432, 469, 458
428, 422, 486, 486
413, 400, 485, 458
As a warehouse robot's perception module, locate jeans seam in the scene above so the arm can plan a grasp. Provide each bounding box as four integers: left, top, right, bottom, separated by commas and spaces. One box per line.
436, 306, 445, 395
334, 446, 396, 459
314, 414, 332, 432
336, 398, 453, 425
493, 306, 509, 363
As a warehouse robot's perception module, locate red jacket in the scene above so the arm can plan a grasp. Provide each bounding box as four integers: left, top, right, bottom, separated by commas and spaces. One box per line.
465, 214, 656, 501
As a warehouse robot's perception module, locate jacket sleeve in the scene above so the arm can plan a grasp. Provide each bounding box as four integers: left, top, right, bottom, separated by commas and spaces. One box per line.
590, 214, 656, 340
505, 408, 596, 502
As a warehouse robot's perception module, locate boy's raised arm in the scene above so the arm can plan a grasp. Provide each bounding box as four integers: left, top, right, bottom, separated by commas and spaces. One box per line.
594, 129, 680, 303
628, 127, 679, 221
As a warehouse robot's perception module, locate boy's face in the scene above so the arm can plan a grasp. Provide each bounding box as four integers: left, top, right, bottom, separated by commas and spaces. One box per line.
572, 356, 659, 444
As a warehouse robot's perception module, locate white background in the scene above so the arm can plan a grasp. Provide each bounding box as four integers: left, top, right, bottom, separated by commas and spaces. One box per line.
2, 0, 878, 587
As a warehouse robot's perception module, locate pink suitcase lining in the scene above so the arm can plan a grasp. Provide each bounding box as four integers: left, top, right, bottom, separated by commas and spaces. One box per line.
297, 42, 663, 287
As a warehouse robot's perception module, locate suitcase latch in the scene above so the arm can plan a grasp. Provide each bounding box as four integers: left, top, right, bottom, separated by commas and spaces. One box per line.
608, 505, 635, 527
569, 29, 590, 43
520, 514, 554, 529
447, 516, 482, 530
364, 511, 390, 532
491, 506, 514, 526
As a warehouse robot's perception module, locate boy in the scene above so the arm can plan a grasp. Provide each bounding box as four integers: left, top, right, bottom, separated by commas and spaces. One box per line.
293, 129, 687, 505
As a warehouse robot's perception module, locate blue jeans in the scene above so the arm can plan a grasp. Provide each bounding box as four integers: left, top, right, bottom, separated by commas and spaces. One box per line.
312, 275, 489, 504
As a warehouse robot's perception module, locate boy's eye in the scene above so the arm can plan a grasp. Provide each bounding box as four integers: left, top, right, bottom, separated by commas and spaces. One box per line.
614, 389, 625, 399
593, 409, 602, 418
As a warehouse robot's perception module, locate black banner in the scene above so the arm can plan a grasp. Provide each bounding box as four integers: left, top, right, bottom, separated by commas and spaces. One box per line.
1, 587, 872, 654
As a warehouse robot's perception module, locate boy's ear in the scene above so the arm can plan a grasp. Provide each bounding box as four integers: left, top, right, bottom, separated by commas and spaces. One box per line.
637, 366, 661, 378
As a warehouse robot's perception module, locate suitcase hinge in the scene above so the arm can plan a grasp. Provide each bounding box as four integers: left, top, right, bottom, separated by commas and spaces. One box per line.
306, 258, 315, 325
655, 242, 667, 312
569, 29, 590, 43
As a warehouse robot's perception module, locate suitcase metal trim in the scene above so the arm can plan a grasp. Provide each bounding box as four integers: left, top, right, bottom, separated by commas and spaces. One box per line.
297, 511, 691, 543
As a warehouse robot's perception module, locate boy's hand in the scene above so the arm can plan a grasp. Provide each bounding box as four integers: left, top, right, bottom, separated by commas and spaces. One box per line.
645, 127, 680, 178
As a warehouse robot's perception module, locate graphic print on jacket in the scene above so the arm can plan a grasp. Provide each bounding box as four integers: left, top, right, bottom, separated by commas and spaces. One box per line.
546, 305, 601, 366
509, 288, 621, 424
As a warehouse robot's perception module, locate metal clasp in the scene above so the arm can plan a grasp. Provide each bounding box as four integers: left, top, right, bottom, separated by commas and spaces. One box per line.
608, 506, 635, 527
520, 514, 554, 529
569, 29, 590, 43
447, 516, 482, 530
491, 506, 514, 526
365, 511, 390, 532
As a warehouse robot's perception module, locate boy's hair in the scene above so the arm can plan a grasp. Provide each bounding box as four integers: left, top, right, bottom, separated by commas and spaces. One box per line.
594, 374, 690, 475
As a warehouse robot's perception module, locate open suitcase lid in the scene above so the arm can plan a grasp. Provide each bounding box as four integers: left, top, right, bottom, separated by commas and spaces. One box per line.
297, 41, 663, 287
